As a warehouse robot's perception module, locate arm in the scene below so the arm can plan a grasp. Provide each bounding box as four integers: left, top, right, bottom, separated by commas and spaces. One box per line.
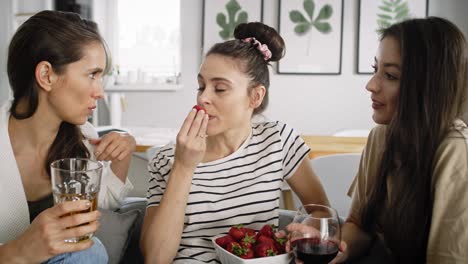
88, 132, 135, 209
90, 131, 136, 182
286, 159, 330, 206
140, 163, 194, 263
140, 109, 209, 264
426, 133, 468, 263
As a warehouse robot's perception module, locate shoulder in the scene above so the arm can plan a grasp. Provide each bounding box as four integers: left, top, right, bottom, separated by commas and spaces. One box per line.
363, 125, 387, 157
79, 122, 99, 139
252, 120, 298, 139
432, 120, 468, 186
148, 143, 175, 171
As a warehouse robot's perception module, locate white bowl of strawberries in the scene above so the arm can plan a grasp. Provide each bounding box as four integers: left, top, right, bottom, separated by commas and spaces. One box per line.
212, 224, 291, 264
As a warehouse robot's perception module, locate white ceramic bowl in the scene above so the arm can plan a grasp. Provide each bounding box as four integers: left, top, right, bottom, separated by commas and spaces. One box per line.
212, 236, 292, 264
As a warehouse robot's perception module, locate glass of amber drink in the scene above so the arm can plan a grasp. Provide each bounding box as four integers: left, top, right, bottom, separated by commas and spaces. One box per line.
50, 158, 102, 243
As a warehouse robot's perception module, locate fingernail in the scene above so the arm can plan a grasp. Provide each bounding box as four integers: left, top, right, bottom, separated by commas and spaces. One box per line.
85, 201, 91, 208
95, 151, 100, 156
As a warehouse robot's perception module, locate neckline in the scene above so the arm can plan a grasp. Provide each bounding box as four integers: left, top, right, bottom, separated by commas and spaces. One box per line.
198, 127, 252, 166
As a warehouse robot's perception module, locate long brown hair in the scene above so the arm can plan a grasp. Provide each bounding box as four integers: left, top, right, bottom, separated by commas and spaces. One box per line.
207, 22, 285, 114
361, 17, 467, 263
7, 10, 109, 176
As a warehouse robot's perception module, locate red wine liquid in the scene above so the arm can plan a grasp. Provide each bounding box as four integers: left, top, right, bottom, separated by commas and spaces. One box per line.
292, 238, 338, 264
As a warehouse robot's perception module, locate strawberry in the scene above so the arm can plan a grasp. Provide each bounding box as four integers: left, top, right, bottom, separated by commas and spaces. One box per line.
192, 105, 205, 112
274, 237, 287, 254
240, 233, 256, 249
215, 235, 234, 249
244, 227, 256, 236
239, 248, 254, 259
228, 225, 246, 242
226, 242, 254, 259
254, 242, 278, 258
226, 241, 242, 254
258, 224, 275, 237
256, 235, 275, 245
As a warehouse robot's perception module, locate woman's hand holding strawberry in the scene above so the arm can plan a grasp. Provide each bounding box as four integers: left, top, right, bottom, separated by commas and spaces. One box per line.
174, 106, 209, 171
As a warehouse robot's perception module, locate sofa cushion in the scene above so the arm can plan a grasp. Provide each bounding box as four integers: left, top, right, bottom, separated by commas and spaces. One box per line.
95, 208, 141, 264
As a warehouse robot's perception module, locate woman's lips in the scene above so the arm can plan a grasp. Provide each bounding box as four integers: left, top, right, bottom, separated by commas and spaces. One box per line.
372, 99, 384, 110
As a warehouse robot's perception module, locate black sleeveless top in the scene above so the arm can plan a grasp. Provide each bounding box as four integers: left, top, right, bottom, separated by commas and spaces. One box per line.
28, 194, 54, 223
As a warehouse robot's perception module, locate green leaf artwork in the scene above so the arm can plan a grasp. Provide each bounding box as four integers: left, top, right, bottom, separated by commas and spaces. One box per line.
216, 0, 248, 40
377, 0, 411, 31
289, 0, 333, 55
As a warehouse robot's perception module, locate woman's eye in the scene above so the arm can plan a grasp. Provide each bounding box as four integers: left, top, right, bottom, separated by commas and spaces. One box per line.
371, 64, 377, 73
89, 73, 97, 79
197, 87, 205, 92
385, 73, 397, 80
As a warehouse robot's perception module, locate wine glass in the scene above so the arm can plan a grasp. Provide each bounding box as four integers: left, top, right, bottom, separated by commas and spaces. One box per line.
290, 204, 341, 264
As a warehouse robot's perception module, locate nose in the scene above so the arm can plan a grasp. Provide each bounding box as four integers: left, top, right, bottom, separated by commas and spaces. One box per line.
93, 80, 105, 99
197, 87, 212, 107
366, 74, 379, 94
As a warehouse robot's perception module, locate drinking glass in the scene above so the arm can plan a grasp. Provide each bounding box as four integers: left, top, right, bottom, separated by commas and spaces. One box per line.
290, 204, 341, 264
50, 158, 102, 243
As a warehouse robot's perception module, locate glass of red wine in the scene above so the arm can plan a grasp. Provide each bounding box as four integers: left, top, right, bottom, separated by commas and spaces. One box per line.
290, 204, 341, 264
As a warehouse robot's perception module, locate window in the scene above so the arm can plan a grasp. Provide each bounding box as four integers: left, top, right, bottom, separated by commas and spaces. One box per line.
104, 0, 181, 86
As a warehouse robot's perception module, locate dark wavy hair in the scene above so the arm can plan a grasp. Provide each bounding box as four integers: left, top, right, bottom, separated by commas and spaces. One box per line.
360, 17, 467, 263
206, 22, 285, 114
7, 10, 109, 176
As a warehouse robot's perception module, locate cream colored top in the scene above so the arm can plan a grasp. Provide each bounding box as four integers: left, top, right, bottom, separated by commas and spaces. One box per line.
0, 103, 133, 244
348, 119, 468, 263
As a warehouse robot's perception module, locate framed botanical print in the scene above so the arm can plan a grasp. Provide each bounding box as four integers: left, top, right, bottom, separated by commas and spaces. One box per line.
202, 0, 264, 56
357, 0, 428, 74
278, 0, 344, 75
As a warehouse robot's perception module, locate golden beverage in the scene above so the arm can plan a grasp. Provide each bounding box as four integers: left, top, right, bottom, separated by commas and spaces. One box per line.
53, 191, 99, 243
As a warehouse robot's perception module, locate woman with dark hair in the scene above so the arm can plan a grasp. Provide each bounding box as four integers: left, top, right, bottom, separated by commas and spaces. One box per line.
286, 17, 468, 264
0, 10, 135, 263
141, 22, 329, 263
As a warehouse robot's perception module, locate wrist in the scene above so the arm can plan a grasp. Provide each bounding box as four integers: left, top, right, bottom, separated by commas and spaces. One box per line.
0, 241, 30, 264
171, 161, 196, 178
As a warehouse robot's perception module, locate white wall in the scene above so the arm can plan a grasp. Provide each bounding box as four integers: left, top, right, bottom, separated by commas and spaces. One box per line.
0, 1, 13, 104
1, 0, 467, 133
119, 0, 468, 135
120, 0, 373, 135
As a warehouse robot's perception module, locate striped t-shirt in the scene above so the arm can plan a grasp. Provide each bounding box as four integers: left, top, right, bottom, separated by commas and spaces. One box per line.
147, 121, 310, 263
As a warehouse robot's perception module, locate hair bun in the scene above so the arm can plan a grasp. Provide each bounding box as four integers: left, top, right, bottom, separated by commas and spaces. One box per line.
234, 22, 285, 62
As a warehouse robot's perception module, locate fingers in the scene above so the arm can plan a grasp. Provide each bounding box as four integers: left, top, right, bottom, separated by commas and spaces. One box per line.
58, 210, 101, 230
59, 238, 94, 254
61, 220, 100, 241
286, 223, 321, 236
275, 230, 287, 239
93, 132, 135, 161
197, 112, 209, 137
187, 110, 206, 138
179, 109, 197, 137
49, 200, 92, 218
339, 241, 347, 253
88, 138, 101, 145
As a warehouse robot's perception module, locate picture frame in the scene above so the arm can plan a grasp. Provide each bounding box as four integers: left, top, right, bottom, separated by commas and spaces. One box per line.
202, 0, 264, 56
357, 0, 428, 74
277, 0, 344, 75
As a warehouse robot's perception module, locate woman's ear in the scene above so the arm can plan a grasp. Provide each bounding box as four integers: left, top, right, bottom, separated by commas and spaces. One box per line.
249, 85, 266, 109
35, 61, 58, 92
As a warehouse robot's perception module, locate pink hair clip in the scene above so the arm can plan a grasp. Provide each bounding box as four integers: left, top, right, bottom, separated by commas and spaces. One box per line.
242, 37, 272, 61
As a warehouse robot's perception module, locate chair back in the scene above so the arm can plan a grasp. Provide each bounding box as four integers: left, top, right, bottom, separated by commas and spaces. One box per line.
292, 153, 361, 219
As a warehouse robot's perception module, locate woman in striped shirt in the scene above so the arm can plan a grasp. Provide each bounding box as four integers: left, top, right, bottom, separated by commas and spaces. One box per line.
141, 22, 329, 263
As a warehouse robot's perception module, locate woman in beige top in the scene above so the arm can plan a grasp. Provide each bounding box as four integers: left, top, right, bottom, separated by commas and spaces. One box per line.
286, 17, 468, 263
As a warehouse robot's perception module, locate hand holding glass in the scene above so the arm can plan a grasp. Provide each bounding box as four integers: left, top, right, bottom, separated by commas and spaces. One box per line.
290, 204, 341, 264
50, 158, 102, 243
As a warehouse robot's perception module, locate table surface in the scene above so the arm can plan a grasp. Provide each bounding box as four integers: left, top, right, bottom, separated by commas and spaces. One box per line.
136, 135, 368, 158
